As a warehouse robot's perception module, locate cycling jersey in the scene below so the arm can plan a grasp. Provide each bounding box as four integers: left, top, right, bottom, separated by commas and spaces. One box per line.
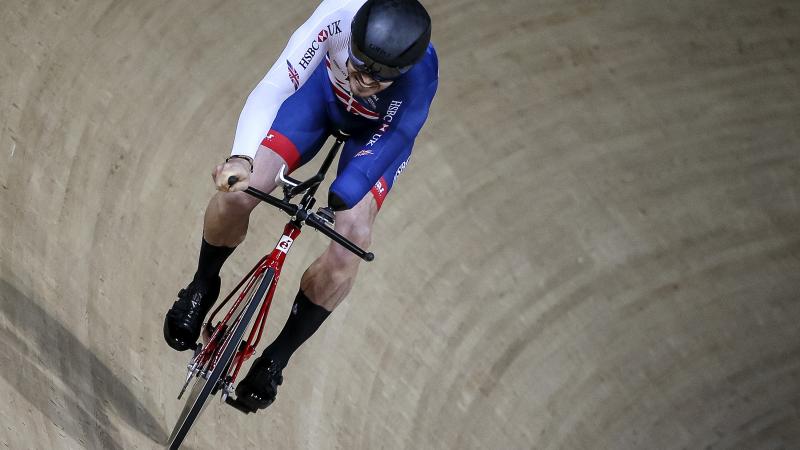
229, 0, 438, 209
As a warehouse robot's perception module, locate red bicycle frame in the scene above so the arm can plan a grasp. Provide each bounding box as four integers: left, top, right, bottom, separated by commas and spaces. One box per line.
189, 221, 299, 389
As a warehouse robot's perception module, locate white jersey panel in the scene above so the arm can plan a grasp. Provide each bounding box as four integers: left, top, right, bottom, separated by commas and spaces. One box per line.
229, 0, 367, 159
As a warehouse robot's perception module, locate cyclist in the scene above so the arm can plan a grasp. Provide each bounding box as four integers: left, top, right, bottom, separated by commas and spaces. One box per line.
163, 0, 438, 411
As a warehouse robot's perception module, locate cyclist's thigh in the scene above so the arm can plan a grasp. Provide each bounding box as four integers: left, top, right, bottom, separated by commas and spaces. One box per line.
259, 66, 331, 174
330, 134, 412, 211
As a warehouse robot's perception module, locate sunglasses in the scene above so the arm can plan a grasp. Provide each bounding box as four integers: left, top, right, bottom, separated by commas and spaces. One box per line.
348, 43, 412, 82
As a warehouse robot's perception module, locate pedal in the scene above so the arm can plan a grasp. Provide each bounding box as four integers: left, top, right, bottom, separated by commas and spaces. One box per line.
225, 395, 256, 414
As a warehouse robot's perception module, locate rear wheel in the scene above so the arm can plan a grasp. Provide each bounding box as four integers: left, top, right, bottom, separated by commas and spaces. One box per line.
167, 268, 275, 450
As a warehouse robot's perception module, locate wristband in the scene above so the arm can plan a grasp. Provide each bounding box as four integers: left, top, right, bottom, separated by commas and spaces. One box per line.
225, 155, 254, 173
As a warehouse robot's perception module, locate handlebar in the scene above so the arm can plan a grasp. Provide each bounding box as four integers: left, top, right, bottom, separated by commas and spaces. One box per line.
242, 185, 374, 262
224, 136, 374, 262
303, 208, 374, 262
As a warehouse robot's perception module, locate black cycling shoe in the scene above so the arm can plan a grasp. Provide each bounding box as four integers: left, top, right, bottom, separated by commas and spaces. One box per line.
163, 276, 221, 351
234, 356, 284, 411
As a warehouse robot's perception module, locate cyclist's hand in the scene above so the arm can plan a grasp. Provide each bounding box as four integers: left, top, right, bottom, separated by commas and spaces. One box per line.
212, 158, 250, 192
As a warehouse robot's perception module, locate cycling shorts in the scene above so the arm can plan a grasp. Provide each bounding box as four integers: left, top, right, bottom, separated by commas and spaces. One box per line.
259, 63, 411, 210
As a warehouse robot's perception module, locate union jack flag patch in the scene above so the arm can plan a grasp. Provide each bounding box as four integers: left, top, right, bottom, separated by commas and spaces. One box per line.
287, 60, 300, 90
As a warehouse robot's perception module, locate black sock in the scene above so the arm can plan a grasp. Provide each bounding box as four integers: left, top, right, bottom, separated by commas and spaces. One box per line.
194, 238, 235, 282
264, 290, 331, 368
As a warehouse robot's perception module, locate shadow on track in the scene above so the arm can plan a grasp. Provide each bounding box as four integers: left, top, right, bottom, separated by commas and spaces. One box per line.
0, 279, 168, 449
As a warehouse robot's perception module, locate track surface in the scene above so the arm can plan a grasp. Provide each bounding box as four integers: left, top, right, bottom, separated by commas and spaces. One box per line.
1, 0, 799, 449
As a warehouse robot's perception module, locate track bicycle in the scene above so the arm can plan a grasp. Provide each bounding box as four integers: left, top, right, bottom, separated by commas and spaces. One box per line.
167, 134, 373, 449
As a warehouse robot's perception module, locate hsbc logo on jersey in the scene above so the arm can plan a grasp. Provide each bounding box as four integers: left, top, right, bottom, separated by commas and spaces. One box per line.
367, 100, 403, 146
298, 20, 342, 70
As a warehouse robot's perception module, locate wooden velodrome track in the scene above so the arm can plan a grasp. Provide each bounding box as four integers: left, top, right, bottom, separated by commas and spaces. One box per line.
1, 0, 799, 448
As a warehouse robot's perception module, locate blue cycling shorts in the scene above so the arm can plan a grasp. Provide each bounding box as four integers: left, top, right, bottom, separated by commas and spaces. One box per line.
259, 63, 411, 210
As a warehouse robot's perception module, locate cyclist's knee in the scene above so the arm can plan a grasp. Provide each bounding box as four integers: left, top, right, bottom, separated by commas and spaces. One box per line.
335, 216, 373, 251
215, 190, 259, 215
312, 212, 370, 273
327, 193, 378, 261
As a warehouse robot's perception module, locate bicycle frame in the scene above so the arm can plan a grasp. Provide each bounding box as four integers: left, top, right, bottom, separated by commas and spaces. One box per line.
216, 221, 300, 398
173, 215, 300, 405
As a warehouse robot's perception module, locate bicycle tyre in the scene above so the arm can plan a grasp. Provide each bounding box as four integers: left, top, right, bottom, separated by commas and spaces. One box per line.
167, 268, 275, 450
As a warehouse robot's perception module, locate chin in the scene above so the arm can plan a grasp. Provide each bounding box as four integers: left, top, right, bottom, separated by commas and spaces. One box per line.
350, 85, 369, 97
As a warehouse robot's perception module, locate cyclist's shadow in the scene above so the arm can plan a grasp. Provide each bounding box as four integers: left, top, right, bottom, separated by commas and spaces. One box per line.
0, 278, 168, 449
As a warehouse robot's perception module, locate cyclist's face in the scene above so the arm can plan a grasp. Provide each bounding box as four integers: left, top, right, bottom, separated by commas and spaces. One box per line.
347, 59, 393, 97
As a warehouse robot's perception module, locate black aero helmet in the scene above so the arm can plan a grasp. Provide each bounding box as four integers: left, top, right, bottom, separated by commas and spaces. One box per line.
349, 0, 432, 81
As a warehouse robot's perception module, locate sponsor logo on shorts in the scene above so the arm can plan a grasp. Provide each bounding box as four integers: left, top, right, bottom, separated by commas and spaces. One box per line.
371, 176, 389, 208
276, 235, 294, 254
297, 20, 342, 70
394, 159, 409, 184
287, 60, 300, 90
355, 149, 373, 157
373, 179, 386, 196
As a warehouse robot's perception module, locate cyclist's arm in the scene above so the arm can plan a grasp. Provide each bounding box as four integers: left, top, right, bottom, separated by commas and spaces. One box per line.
229, 0, 342, 159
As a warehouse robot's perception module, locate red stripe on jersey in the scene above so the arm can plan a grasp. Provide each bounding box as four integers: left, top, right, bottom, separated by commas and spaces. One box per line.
261, 130, 301, 172
370, 176, 389, 210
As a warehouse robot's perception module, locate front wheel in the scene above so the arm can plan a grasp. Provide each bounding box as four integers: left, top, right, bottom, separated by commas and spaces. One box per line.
167, 268, 275, 450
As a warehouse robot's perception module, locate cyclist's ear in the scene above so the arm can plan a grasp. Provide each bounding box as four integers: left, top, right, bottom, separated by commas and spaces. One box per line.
328, 191, 348, 211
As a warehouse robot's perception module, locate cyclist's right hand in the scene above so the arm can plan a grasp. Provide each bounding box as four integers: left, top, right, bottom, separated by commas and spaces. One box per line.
212, 158, 250, 192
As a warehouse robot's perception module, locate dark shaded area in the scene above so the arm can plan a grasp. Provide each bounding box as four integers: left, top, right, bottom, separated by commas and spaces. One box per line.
0, 279, 168, 448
